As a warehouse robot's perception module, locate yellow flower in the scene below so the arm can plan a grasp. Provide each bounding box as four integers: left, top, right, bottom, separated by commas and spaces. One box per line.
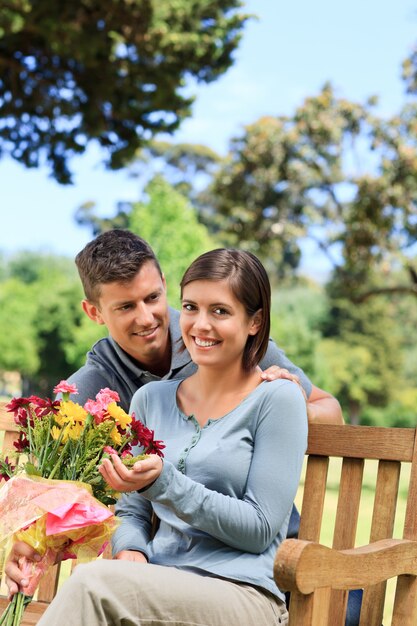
107, 402, 132, 429
57, 401, 88, 426
68, 423, 84, 441
110, 426, 122, 446
51, 426, 61, 440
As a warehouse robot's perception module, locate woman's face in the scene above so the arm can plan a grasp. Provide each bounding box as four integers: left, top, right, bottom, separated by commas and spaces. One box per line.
180, 279, 261, 371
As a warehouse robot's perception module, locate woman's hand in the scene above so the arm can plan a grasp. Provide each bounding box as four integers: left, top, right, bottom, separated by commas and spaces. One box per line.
4, 541, 41, 599
99, 453, 163, 493
114, 550, 148, 563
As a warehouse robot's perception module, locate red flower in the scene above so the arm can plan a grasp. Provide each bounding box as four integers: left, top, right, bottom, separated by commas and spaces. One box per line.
0, 456, 16, 481
14, 434, 30, 453
5, 397, 32, 413
30, 397, 61, 418
130, 416, 165, 458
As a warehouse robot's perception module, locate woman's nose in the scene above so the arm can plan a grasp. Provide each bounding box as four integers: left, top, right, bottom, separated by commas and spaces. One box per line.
193, 310, 211, 330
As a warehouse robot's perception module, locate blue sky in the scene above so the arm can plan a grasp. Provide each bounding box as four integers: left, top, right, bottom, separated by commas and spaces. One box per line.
1, 0, 417, 277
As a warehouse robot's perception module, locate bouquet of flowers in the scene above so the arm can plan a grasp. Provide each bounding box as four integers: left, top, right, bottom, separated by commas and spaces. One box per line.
0, 381, 164, 626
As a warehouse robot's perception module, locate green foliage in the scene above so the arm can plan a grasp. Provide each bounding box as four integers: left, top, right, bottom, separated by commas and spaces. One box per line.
270, 284, 326, 376
319, 273, 403, 423
0, 252, 86, 394
0, 279, 39, 375
0, 0, 248, 183
129, 175, 217, 305
155, 85, 417, 301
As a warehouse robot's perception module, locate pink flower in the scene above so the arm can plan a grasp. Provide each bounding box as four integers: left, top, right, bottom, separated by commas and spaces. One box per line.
53, 381, 78, 395
84, 399, 107, 424
95, 388, 120, 404
103, 446, 118, 455
84, 389, 121, 424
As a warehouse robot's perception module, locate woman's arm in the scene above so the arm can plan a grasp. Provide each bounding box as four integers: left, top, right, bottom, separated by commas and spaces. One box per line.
111, 490, 154, 558
102, 381, 307, 554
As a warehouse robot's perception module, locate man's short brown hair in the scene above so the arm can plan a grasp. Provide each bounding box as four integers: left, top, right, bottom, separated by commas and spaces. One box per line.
75, 229, 162, 303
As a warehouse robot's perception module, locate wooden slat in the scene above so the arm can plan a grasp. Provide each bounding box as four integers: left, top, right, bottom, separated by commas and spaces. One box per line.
360, 460, 401, 626
307, 424, 415, 462
298, 456, 329, 542
327, 458, 364, 626
392, 427, 417, 624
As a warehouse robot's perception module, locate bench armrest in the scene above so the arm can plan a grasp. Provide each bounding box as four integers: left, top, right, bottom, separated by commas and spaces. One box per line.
274, 538, 417, 594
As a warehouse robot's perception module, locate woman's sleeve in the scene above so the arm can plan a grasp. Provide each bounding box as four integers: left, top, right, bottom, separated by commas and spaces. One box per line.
111, 489, 154, 558
140, 381, 307, 554
111, 387, 154, 557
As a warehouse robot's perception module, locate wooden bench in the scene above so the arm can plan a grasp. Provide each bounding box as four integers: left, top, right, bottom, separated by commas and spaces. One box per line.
274, 422, 417, 625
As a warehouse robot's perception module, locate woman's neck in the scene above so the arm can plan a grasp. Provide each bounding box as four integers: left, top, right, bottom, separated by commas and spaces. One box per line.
177, 364, 262, 426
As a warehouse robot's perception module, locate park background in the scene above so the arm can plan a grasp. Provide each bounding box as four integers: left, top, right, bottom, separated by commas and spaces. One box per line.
1, 0, 417, 428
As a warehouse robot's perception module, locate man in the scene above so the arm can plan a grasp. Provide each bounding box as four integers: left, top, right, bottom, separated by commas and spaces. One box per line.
66, 229, 343, 424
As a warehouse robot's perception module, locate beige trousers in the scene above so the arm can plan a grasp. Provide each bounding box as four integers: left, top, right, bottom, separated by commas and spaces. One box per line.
38, 559, 288, 626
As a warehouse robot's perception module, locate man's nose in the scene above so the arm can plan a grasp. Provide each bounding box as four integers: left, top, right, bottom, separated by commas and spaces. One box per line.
135, 303, 154, 326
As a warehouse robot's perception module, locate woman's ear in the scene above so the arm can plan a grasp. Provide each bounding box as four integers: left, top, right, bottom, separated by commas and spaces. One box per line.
82, 300, 105, 325
248, 309, 263, 336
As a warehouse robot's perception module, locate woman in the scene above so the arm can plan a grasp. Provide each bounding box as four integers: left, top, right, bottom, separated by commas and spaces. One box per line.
38, 248, 308, 625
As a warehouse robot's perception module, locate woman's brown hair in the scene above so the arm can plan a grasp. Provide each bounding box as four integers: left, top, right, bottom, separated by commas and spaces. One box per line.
180, 248, 271, 371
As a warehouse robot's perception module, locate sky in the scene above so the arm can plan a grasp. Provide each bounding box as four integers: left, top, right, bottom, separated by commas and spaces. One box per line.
1, 0, 417, 278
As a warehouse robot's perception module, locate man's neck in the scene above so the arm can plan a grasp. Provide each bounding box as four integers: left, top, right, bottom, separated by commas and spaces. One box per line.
122, 337, 172, 378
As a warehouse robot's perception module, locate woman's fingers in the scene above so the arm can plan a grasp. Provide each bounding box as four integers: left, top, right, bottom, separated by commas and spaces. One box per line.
99, 454, 162, 492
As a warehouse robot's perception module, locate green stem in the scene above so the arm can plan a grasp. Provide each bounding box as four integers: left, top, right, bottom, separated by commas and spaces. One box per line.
38, 415, 52, 473
3, 594, 16, 626
12, 593, 23, 626
0, 598, 11, 626
48, 437, 71, 479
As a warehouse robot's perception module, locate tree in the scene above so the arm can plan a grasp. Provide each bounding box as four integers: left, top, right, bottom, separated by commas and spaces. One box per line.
157, 85, 417, 299
318, 271, 403, 423
0, 0, 248, 183
0, 279, 39, 378
129, 175, 217, 305
73, 175, 217, 305
0, 251, 86, 394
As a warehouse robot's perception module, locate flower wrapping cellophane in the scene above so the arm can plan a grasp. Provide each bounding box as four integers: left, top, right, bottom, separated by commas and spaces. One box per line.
0, 474, 118, 597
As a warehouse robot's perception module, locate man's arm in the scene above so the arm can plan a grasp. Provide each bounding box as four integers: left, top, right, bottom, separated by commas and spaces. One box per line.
259, 340, 344, 425
307, 384, 344, 424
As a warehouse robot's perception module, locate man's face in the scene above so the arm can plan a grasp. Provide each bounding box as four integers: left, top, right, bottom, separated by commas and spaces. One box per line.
83, 261, 171, 370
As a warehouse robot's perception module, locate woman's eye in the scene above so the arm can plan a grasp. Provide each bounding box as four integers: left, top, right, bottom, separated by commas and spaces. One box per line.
214, 307, 228, 315
182, 303, 195, 311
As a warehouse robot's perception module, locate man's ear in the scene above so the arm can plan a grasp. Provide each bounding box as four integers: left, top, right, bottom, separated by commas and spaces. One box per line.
249, 309, 263, 336
82, 300, 105, 325
161, 272, 167, 291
